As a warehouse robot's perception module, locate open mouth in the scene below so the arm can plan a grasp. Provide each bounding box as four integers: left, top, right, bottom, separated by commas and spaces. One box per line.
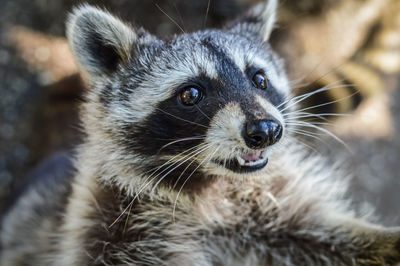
215, 150, 269, 173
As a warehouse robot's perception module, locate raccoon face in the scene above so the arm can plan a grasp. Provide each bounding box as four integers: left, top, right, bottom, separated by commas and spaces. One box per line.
67, 0, 290, 185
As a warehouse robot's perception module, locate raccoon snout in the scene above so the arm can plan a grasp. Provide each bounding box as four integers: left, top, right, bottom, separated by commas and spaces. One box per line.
242, 119, 283, 149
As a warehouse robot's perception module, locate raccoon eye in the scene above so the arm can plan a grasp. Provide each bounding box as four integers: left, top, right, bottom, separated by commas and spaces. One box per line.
180, 86, 203, 106
252, 71, 268, 90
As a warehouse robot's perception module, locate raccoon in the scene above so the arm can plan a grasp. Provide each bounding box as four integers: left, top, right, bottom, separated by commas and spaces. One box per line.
1, 0, 400, 265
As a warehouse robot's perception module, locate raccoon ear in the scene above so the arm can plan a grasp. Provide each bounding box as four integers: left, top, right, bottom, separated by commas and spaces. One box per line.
67, 5, 138, 77
227, 0, 277, 41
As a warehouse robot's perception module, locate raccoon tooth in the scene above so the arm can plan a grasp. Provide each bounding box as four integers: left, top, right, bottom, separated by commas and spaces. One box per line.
236, 156, 245, 166
248, 160, 257, 166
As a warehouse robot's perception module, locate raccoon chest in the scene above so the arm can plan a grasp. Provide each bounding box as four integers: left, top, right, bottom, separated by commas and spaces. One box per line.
83, 190, 273, 265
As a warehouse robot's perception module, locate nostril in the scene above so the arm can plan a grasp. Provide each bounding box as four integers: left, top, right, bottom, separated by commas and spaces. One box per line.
274, 124, 283, 141
242, 119, 283, 149
242, 122, 268, 149
265, 121, 282, 146
249, 134, 265, 147
252, 135, 263, 143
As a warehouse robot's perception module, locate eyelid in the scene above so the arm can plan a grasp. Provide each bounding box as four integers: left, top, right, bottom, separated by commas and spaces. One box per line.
246, 66, 265, 78
176, 78, 207, 95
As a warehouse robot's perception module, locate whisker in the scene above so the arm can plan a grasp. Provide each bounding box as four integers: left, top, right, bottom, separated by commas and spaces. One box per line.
294, 61, 349, 91
171, 144, 212, 190
286, 129, 325, 142
109, 143, 210, 228
143, 143, 206, 176
277, 80, 344, 109
293, 138, 319, 153
173, 2, 186, 32
288, 121, 351, 151
277, 81, 341, 112
156, 107, 209, 128
158, 136, 207, 152
172, 146, 219, 220
285, 112, 330, 122
284, 89, 358, 115
122, 198, 134, 235
144, 144, 211, 192
287, 127, 325, 137
286, 120, 334, 127
285, 112, 350, 120
155, 3, 185, 34
266, 192, 281, 209
286, 120, 333, 127
195, 104, 211, 121
287, 56, 345, 90
136, 144, 208, 201
203, 0, 211, 28
279, 82, 349, 112
150, 144, 211, 194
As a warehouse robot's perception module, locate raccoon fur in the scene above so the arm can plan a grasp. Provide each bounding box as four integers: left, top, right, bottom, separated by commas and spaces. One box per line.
1, 0, 400, 265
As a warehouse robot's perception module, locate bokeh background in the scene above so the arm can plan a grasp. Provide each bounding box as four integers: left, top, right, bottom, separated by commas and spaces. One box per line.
0, 0, 399, 224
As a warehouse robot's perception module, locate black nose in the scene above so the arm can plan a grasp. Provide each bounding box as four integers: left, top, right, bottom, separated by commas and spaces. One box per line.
242, 119, 283, 149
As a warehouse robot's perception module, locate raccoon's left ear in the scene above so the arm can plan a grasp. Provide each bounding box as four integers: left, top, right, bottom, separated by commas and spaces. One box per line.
226, 0, 277, 42
67, 5, 153, 78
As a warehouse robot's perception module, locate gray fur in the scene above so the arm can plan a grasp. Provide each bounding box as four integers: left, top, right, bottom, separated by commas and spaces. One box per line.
1, 0, 400, 265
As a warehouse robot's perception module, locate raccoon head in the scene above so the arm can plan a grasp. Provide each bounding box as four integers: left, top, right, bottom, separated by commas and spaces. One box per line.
67, 0, 291, 191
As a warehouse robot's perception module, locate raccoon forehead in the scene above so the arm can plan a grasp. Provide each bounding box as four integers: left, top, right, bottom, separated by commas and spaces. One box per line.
191, 31, 288, 92
220, 36, 289, 94
177, 31, 274, 68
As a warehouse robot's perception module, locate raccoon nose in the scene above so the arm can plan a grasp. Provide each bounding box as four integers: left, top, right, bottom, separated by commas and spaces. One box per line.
242, 119, 283, 149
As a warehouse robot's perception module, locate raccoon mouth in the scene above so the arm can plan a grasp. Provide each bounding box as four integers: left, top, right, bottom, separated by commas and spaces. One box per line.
216, 150, 269, 173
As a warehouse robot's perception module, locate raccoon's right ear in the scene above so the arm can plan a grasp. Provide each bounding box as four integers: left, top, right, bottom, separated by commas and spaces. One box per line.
67, 5, 149, 78
226, 0, 277, 42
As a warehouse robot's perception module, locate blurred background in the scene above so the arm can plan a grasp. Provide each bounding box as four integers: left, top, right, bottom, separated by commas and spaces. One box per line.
0, 0, 399, 224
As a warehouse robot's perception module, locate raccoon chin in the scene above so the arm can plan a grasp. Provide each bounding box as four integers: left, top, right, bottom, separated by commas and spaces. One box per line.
214, 150, 269, 174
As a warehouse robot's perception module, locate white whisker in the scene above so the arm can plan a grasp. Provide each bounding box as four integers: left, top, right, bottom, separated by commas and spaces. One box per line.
172, 146, 220, 220
150, 144, 211, 194
158, 136, 207, 152
278, 80, 344, 110
286, 129, 325, 142
195, 104, 212, 121
285, 112, 350, 120
284, 89, 357, 115
287, 121, 351, 152
142, 143, 206, 177
109, 143, 210, 228
156, 107, 209, 128
293, 138, 319, 153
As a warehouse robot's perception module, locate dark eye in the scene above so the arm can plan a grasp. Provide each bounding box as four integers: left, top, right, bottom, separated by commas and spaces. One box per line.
180, 86, 203, 106
252, 71, 268, 90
